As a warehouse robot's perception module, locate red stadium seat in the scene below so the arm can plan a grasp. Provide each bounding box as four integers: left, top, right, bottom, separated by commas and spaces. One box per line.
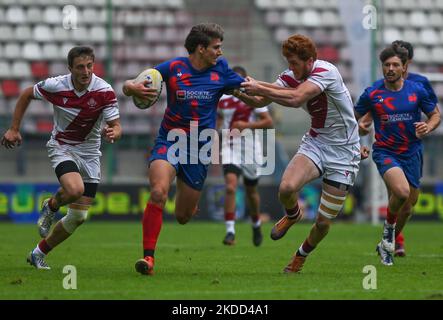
36, 119, 53, 133
317, 46, 339, 63
1, 80, 20, 97
93, 61, 106, 78
31, 62, 49, 79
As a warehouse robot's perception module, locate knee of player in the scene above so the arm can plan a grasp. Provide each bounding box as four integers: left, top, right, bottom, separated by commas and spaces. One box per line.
279, 181, 298, 197
393, 187, 410, 202
149, 187, 168, 206
66, 185, 85, 201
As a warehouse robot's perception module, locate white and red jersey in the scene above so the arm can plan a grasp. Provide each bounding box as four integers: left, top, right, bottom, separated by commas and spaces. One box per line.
276, 59, 358, 146
33, 73, 119, 156
218, 94, 269, 130
218, 94, 269, 166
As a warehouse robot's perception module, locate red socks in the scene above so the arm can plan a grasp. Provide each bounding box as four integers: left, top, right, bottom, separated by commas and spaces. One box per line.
142, 203, 163, 256
386, 208, 397, 225
224, 212, 235, 221
38, 239, 52, 255
396, 232, 404, 245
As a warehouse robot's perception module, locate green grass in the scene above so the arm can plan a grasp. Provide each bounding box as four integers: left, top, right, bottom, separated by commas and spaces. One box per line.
0, 221, 442, 300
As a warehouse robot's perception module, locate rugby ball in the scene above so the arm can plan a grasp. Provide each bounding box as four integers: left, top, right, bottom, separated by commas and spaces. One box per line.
132, 68, 163, 109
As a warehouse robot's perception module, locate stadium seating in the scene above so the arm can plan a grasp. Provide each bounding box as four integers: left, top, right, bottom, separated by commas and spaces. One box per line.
254, 0, 443, 103
0, 0, 192, 136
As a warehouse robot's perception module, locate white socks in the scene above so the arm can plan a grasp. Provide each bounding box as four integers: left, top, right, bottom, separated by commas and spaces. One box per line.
225, 220, 235, 234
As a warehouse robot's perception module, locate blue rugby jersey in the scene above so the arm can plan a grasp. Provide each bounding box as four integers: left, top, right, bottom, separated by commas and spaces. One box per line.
154, 57, 244, 138
355, 80, 436, 156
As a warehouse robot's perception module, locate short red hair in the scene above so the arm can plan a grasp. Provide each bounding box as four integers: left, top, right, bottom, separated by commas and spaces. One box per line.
282, 34, 317, 61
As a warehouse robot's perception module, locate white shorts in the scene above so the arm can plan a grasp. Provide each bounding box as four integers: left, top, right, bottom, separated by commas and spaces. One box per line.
297, 134, 360, 186
221, 142, 262, 180
47, 140, 101, 184
228, 163, 260, 181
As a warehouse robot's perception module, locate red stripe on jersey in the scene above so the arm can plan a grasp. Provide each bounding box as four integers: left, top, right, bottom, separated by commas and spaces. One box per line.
38, 88, 117, 109
280, 75, 301, 88
369, 90, 385, 100
169, 60, 187, 71
180, 73, 192, 86
231, 105, 253, 127
218, 96, 254, 129
310, 67, 329, 77
307, 92, 328, 129
164, 111, 184, 124
383, 97, 396, 110
38, 88, 117, 145
162, 119, 190, 133
168, 77, 179, 105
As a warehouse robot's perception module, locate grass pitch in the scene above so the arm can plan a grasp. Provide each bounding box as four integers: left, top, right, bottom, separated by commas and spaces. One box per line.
1, 221, 442, 300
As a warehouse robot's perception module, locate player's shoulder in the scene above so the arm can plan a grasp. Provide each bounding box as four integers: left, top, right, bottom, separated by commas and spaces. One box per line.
405, 79, 423, 89
219, 94, 234, 101
218, 94, 236, 109
372, 78, 384, 88
91, 74, 115, 92
167, 56, 188, 64
404, 79, 428, 95
311, 59, 336, 75
277, 69, 300, 88
361, 80, 384, 99
36, 74, 70, 92
213, 57, 231, 73
155, 56, 187, 72
216, 56, 229, 67
408, 72, 429, 84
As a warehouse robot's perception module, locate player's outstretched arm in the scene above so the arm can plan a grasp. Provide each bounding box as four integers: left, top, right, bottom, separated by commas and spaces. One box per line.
233, 89, 271, 108
1, 86, 35, 149
103, 118, 122, 144
241, 77, 321, 108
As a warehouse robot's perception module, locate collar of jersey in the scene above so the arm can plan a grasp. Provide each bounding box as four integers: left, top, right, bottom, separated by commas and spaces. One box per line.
68, 73, 96, 97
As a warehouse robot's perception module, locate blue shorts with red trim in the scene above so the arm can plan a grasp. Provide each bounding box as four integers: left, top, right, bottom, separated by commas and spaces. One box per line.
148, 137, 208, 191
372, 148, 423, 188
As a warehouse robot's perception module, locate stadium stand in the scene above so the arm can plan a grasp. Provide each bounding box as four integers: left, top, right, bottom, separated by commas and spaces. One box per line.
0, 0, 442, 183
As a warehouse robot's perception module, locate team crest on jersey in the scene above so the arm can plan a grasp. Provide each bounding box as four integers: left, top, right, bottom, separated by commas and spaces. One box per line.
408, 94, 417, 103
87, 98, 97, 108
63, 97, 68, 105
210, 72, 220, 82
177, 71, 182, 78
377, 96, 384, 103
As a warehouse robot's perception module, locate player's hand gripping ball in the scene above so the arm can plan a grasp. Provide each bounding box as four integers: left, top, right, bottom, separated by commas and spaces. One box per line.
133, 68, 163, 109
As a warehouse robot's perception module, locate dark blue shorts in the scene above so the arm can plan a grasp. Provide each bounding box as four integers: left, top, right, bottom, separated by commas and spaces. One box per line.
372, 148, 423, 188
148, 137, 208, 191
